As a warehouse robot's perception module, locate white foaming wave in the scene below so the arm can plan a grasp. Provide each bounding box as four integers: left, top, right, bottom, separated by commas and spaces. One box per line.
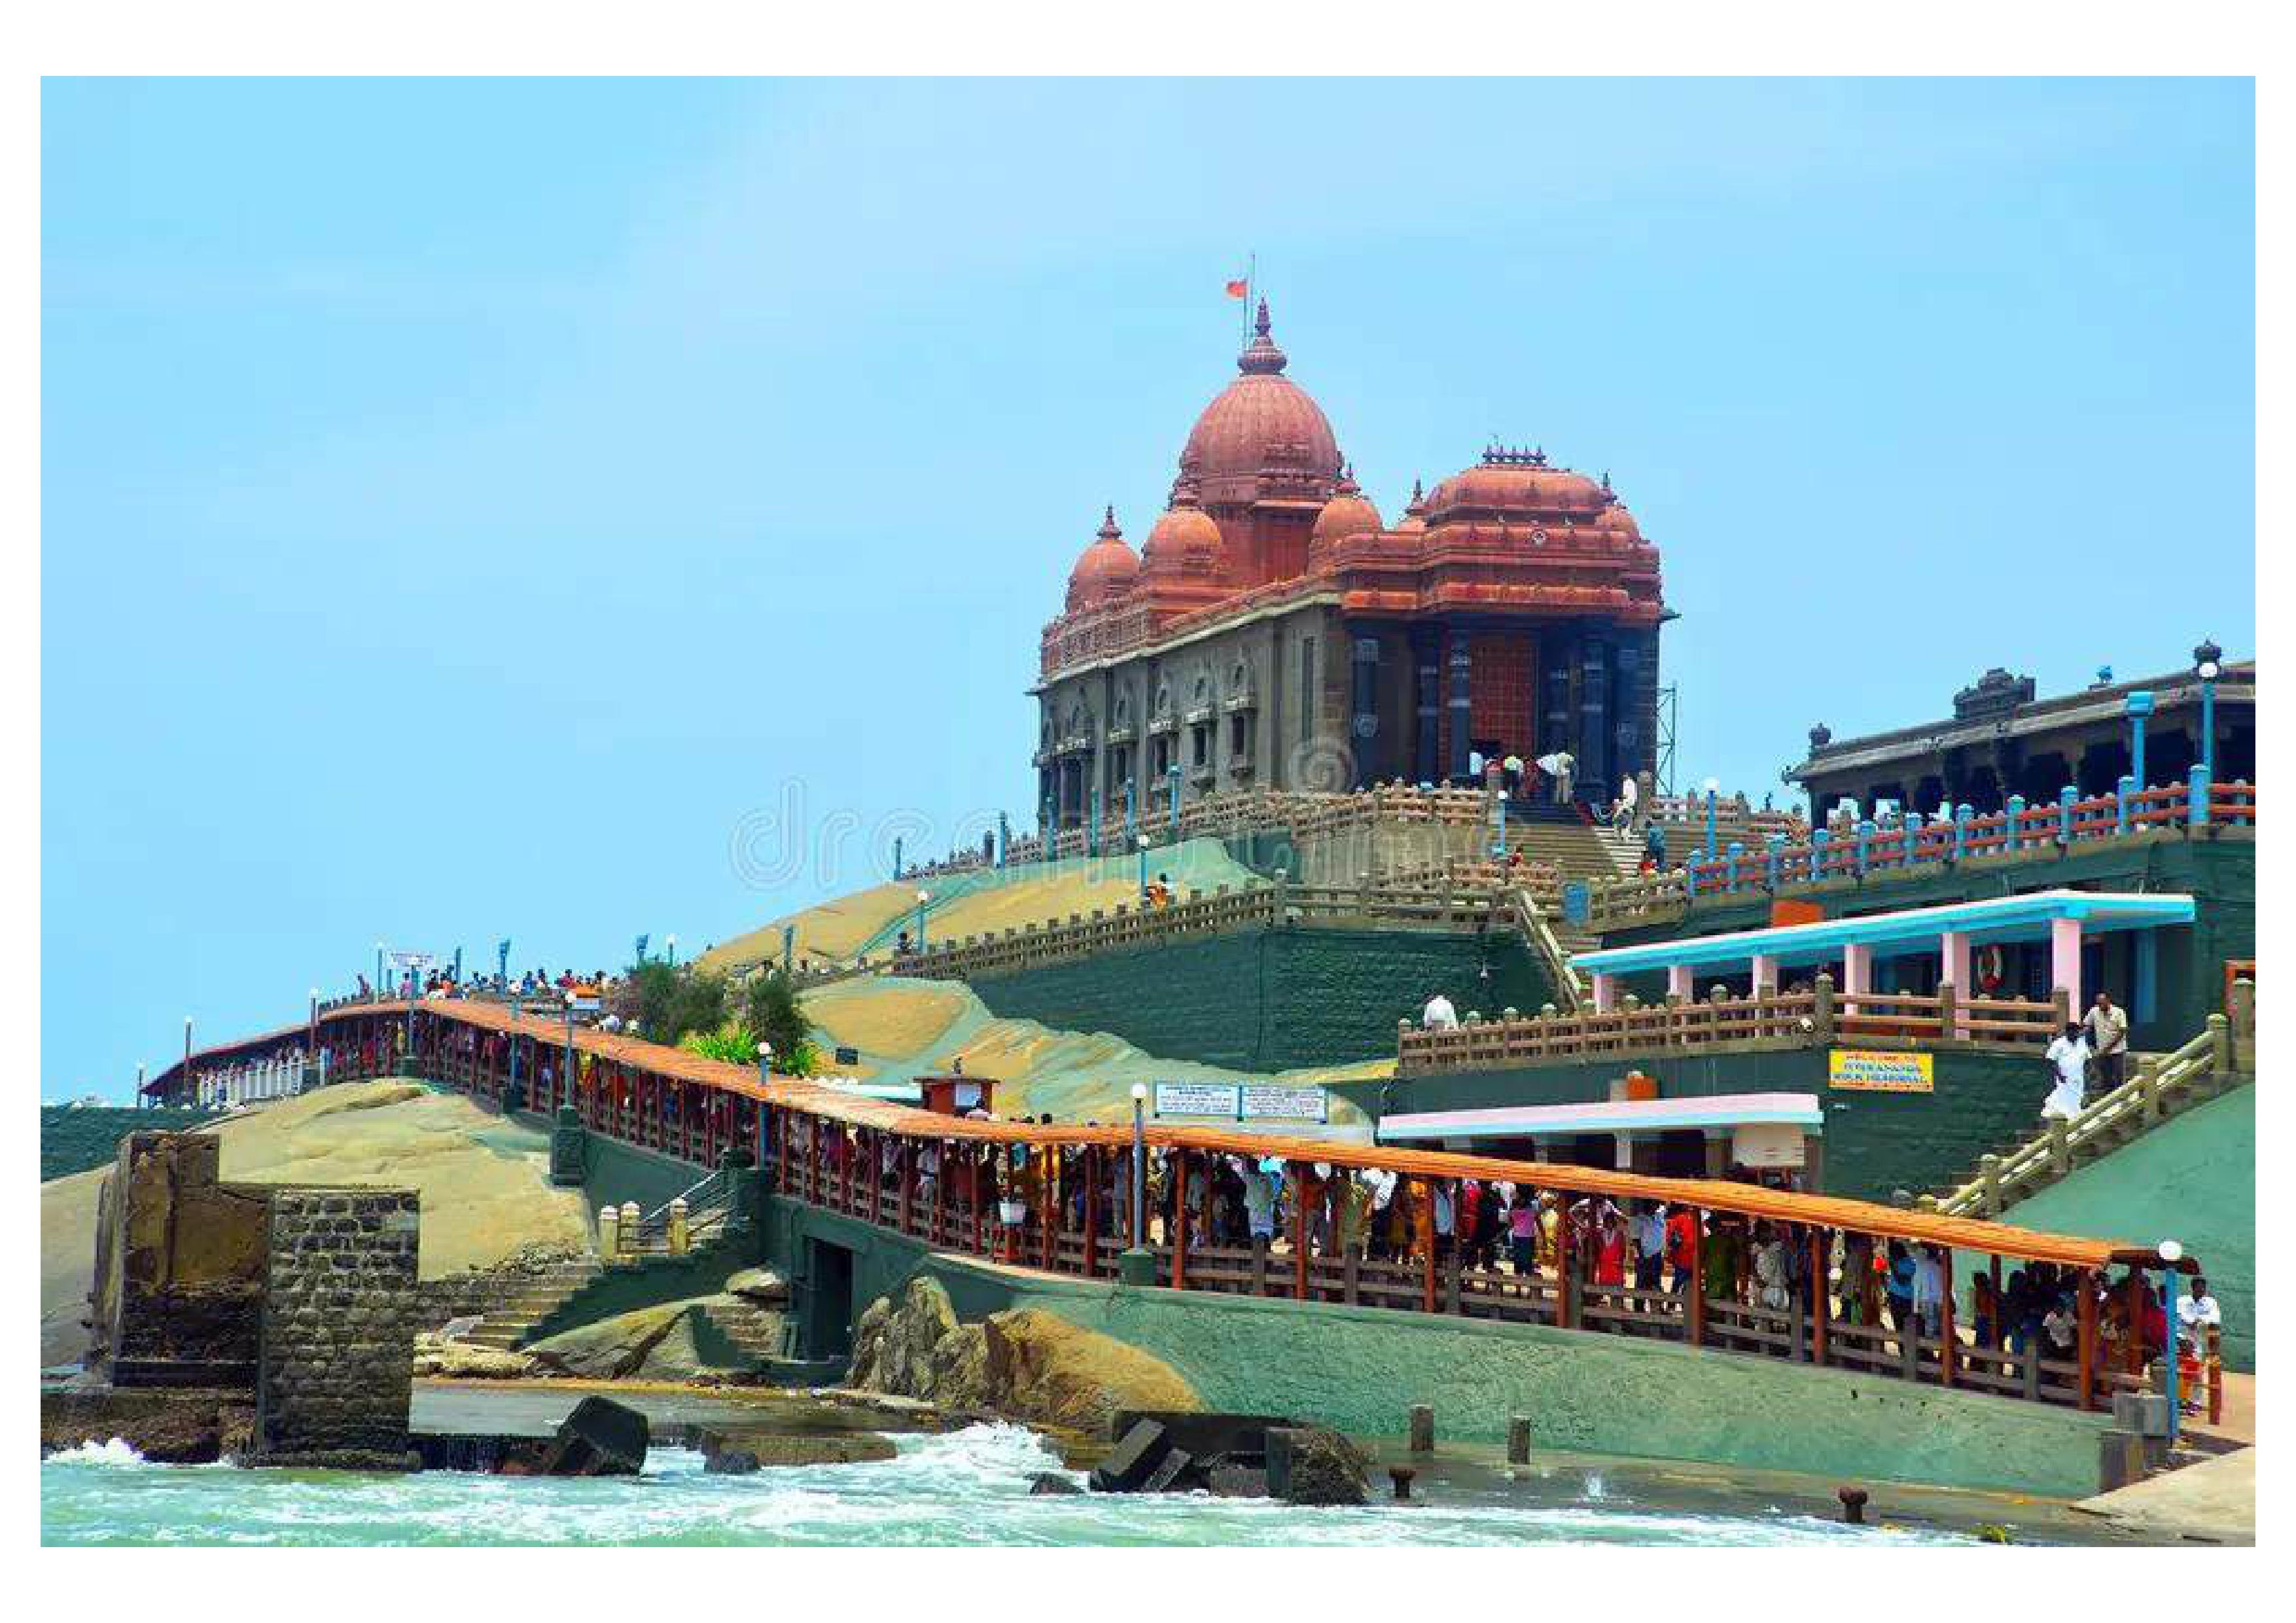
44, 1438, 146, 1467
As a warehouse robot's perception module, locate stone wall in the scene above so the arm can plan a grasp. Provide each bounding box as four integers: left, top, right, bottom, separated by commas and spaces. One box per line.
254, 1188, 421, 1465
969, 925, 1551, 1073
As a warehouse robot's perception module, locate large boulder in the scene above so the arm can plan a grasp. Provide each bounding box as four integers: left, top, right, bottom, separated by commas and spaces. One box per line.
843, 1278, 1200, 1434
520, 1395, 648, 1477
724, 1267, 789, 1306
983, 1310, 1201, 1435
525, 1302, 690, 1380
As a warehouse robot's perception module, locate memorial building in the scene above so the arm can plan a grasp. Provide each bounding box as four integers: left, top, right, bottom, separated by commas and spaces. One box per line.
1033, 301, 1668, 829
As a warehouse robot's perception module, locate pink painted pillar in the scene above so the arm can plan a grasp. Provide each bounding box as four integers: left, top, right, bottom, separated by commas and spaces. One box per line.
1843, 942, 1872, 1012
1591, 972, 1619, 1012
1940, 929, 1971, 1034
1751, 954, 1780, 995
2049, 916, 2083, 1010
1667, 964, 1695, 1001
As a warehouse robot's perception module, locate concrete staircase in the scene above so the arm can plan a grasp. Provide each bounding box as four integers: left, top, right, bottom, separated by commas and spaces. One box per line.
1500, 804, 1630, 886
1935, 1018, 2249, 1217
699, 1296, 790, 1363
462, 1256, 607, 1351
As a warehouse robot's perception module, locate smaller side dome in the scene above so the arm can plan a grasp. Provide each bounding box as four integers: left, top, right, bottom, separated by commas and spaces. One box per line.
1065, 505, 1139, 611
1140, 490, 1227, 579
1307, 465, 1385, 571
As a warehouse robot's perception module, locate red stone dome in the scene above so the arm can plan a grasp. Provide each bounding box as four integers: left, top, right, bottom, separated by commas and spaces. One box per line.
1423, 448, 1610, 522
1306, 468, 1384, 571
1177, 300, 1341, 499
1140, 491, 1227, 579
1065, 505, 1139, 611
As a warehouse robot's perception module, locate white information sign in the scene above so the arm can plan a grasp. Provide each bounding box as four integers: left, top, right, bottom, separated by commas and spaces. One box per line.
1154, 1081, 1241, 1118
1239, 1084, 1329, 1123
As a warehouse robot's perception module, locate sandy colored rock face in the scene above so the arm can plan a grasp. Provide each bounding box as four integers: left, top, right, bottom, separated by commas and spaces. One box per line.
806, 980, 969, 1061
524, 1303, 692, 1380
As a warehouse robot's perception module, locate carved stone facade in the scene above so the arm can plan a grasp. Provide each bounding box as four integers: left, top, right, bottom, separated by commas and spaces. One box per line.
1034, 302, 1667, 828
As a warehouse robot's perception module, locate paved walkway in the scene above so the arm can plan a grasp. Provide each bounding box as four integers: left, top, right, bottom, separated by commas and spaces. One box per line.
2074, 1447, 2255, 1544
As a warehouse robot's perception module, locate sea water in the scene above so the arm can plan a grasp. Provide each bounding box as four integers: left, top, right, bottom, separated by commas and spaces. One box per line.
41, 1423, 1984, 1547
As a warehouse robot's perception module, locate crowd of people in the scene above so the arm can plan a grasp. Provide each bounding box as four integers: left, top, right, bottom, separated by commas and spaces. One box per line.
779, 1120, 2223, 1396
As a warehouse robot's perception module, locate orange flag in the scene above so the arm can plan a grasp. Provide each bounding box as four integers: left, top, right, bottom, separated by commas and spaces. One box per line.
1224, 278, 1248, 299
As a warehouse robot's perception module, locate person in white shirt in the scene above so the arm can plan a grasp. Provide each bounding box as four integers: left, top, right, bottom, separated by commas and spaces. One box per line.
1536, 750, 1575, 806
2041, 1022, 2090, 1120
1631, 1203, 1667, 1289
2178, 1276, 2222, 1350
1614, 772, 1640, 830
1911, 1247, 1947, 1336
1421, 991, 1459, 1031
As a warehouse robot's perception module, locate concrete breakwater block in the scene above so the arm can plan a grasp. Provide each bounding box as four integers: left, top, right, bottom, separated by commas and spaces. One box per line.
1089, 1418, 1173, 1492
497, 1395, 648, 1477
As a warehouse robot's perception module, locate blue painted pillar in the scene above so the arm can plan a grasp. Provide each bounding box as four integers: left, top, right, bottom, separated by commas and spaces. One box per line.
1088, 785, 1101, 857
1953, 803, 1972, 861
1724, 841, 1742, 890
2200, 673, 2218, 776
1810, 828, 1828, 883
2058, 785, 2077, 844
2005, 795, 2025, 851
2125, 690, 2155, 789
1123, 779, 1135, 845
997, 812, 1010, 868
1765, 834, 1784, 890
2189, 762, 2212, 827
1168, 764, 1182, 838
2115, 774, 2135, 835
2133, 929, 2159, 1024
1901, 815, 1918, 866
1854, 818, 1874, 876
893, 836, 904, 880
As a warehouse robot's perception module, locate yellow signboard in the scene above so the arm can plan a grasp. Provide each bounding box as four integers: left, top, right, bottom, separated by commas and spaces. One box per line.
1828, 1048, 1934, 1093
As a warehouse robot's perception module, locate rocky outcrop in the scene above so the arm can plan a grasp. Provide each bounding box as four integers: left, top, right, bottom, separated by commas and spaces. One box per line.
412, 1333, 535, 1380
723, 1267, 790, 1306
41, 1389, 255, 1465
845, 1277, 1200, 1433
1265, 1425, 1373, 1506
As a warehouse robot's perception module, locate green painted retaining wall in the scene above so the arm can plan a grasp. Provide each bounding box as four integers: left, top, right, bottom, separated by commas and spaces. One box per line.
763, 1199, 2109, 1498
1992, 1084, 2254, 1371
1333, 1046, 2051, 1204
969, 925, 1550, 1073
41, 1105, 223, 1182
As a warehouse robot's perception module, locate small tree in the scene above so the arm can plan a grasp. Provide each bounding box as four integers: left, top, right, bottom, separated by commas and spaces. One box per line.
745, 967, 814, 1069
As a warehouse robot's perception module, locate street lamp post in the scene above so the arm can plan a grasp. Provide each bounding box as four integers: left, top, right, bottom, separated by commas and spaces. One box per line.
374, 942, 385, 1003
563, 990, 578, 1108
1703, 777, 1721, 862
1137, 832, 1151, 899
306, 988, 319, 1093
402, 969, 416, 1071
2153, 1238, 2185, 1449
666, 934, 678, 969
915, 889, 930, 952
1167, 764, 1182, 838
2193, 641, 2222, 778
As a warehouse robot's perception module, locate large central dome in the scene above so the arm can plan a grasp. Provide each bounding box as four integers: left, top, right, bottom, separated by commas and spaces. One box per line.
1176, 299, 1341, 503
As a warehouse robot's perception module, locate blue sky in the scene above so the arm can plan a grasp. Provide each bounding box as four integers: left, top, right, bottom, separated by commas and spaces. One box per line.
43, 79, 2253, 1099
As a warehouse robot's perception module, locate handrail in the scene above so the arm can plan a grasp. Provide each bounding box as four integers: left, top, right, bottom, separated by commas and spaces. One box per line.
1939, 1017, 2236, 1217
1578, 776, 2256, 931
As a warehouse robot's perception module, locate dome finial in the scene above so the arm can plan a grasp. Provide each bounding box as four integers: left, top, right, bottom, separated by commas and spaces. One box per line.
1237, 297, 1287, 375
1098, 504, 1121, 540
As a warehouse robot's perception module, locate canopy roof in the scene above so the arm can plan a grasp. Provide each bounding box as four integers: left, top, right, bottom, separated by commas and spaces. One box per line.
1573, 889, 2195, 978
1382, 1092, 1824, 1144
